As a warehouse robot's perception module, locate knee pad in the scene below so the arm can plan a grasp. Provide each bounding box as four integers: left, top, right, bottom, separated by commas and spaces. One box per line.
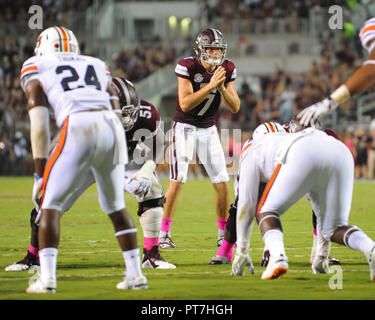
139, 206, 163, 238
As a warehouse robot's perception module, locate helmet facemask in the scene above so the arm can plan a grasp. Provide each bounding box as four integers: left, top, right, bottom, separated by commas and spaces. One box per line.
195, 29, 227, 66
198, 43, 227, 66
121, 104, 140, 131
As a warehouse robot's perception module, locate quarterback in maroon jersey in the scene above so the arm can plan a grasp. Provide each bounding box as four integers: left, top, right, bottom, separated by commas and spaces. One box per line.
5, 78, 175, 271
159, 28, 240, 248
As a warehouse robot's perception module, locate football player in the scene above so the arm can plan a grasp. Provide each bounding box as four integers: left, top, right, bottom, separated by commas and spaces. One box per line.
20, 26, 147, 293
209, 121, 342, 267
5, 77, 175, 273
231, 124, 375, 280
159, 28, 240, 248
297, 17, 375, 126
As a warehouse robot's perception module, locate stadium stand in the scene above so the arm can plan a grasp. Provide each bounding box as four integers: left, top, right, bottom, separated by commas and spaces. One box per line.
1, 0, 374, 177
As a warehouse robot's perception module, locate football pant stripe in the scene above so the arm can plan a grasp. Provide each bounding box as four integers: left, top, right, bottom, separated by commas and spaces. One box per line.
40, 117, 69, 206
257, 163, 282, 216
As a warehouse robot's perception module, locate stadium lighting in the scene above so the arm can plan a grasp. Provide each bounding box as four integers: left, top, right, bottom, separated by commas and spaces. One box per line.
181, 17, 191, 35
168, 16, 177, 29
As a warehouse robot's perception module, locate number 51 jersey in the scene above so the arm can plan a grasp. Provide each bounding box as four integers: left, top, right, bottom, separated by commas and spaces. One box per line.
20, 54, 112, 128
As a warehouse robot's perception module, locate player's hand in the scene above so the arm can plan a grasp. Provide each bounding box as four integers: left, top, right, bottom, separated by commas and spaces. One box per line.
124, 177, 152, 197
231, 250, 254, 276
32, 173, 43, 213
209, 66, 226, 90
297, 98, 332, 127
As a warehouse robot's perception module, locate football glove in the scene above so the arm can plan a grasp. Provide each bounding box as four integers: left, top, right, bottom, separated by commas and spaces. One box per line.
231, 251, 254, 276
297, 98, 337, 127
124, 177, 152, 197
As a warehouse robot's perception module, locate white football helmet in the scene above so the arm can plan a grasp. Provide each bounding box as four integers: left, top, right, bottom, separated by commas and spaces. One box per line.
34, 26, 80, 56
252, 121, 286, 140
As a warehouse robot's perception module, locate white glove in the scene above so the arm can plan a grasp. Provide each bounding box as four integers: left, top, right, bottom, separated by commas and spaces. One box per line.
231, 250, 254, 276
297, 98, 334, 127
124, 177, 152, 197
32, 173, 43, 213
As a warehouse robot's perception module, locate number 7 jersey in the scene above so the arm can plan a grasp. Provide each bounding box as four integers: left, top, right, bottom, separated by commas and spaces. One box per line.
20, 54, 112, 128
174, 56, 236, 128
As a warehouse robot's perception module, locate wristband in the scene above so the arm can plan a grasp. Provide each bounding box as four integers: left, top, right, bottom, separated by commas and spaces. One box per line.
329, 84, 350, 107
218, 86, 226, 93
34, 173, 43, 179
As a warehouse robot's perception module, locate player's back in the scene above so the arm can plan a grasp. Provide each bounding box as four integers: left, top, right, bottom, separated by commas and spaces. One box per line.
20, 54, 112, 127
242, 129, 334, 181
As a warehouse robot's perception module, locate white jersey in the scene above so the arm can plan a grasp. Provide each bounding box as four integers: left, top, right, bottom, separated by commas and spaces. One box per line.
236, 128, 354, 249
20, 54, 112, 127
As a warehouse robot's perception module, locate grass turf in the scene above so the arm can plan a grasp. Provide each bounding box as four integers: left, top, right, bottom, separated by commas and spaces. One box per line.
0, 176, 375, 301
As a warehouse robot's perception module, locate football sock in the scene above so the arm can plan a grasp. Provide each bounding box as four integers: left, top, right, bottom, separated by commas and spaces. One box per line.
161, 218, 173, 234
347, 230, 375, 257
263, 229, 286, 258
123, 248, 142, 278
29, 244, 39, 257
39, 248, 58, 285
217, 218, 227, 239
216, 239, 235, 262
144, 237, 158, 251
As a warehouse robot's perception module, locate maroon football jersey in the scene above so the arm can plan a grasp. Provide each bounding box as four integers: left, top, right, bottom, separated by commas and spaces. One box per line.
126, 99, 160, 159
173, 56, 237, 128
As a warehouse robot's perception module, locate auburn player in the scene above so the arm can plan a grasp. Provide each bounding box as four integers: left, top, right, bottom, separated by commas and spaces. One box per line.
6, 77, 175, 273
298, 17, 375, 126
209, 121, 341, 268
231, 124, 375, 280
18, 26, 148, 293
159, 28, 240, 248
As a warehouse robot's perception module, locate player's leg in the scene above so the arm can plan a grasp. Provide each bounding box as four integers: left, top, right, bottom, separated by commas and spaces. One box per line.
209, 199, 237, 264
138, 204, 176, 269
160, 122, 193, 248
331, 226, 375, 280
93, 159, 147, 290
5, 208, 40, 271
257, 144, 318, 279
198, 125, 230, 246
319, 143, 375, 280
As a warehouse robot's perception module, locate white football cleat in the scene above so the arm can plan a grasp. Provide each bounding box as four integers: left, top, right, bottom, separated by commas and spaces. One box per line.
209, 255, 230, 265
26, 278, 56, 294
158, 235, 176, 249
366, 245, 375, 281
311, 256, 331, 274
142, 247, 176, 269
116, 275, 148, 290
5, 251, 40, 271
261, 254, 288, 280
231, 251, 254, 276
5, 263, 39, 272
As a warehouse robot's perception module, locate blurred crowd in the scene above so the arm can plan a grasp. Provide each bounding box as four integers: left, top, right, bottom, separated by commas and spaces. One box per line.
1, 0, 375, 179
110, 44, 178, 83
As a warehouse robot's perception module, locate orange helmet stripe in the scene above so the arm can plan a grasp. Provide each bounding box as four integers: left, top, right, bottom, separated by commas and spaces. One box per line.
360, 25, 375, 40
57, 26, 69, 52
267, 122, 276, 132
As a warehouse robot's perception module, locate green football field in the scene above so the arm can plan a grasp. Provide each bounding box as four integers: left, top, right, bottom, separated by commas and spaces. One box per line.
0, 176, 375, 301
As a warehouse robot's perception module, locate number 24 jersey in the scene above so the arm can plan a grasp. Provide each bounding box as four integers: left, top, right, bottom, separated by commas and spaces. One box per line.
20, 54, 112, 128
